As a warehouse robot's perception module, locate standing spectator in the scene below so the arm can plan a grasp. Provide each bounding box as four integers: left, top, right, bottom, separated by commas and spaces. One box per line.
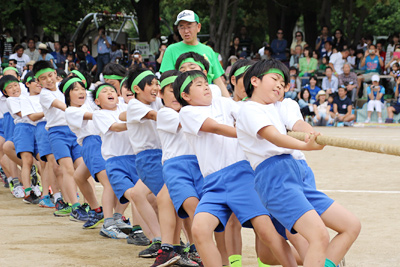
238, 26, 253, 57
289, 45, 303, 68
299, 46, 318, 85
155, 44, 167, 72
93, 25, 111, 77
386, 75, 400, 123
329, 48, 349, 76
332, 29, 347, 52
297, 88, 315, 119
333, 86, 356, 125
149, 32, 161, 62
315, 26, 333, 55
321, 41, 333, 59
9, 44, 30, 73
167, 25, 182, 46
68, 41, 75, 53
385, 33, 399, 70
21, 60, 35, 79
81, 44, 97, 74
318, 56, 329, 75
24, 38, 40, 62
120, 43, 130, 67
290, 31, 307, 55
130, 50, 146, 68
360, 44, 384, 83
365, 74, 385, 123
109, 42, 122, 63
338, 63, 358, 102
303, 75, 321, 101
51, 41, 63, 66
271, 29, 287, 61
229, 36, 241, 57
322, 67, 339, 94
38, 43, 56, 68
59, 43, 69, 66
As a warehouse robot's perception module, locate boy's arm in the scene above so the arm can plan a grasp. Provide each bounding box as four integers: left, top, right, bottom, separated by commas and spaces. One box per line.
51, 99, 67, 111
213, 76, 230, 97
119, 111, 127, 121
144, 110, 157, 121
109, 122, 127, 132
258, 125, 324, 151
200, 118, 237, 138
28, 112, 44, 121
83, 112, 93, 120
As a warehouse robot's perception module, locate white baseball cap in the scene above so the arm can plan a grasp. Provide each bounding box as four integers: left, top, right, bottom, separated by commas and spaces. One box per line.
371, 74, 380, 82
175, 10, 200, 25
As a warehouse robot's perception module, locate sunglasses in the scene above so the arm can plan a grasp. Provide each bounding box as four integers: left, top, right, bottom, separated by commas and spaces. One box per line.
277, 32, 283, 34
296, 35, 302, 37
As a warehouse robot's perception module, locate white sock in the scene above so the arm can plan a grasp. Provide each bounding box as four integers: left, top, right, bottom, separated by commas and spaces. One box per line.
53, 192, 62, 203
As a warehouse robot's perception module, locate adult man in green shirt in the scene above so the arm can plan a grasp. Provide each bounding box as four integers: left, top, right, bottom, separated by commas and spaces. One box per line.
160, 10, 229, 96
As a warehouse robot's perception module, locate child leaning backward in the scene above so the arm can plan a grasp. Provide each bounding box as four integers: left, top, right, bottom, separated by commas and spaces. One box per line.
236, 58, 361, 267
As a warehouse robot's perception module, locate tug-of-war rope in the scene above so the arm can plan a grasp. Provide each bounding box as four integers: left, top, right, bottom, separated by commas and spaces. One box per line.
288, 131, 400, 157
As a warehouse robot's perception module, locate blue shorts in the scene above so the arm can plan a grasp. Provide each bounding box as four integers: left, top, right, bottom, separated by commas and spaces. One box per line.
392, 102, 400, 114
136, 149, 164, 196
35, 122, 53, 161
0, 118, 4, 139
81, 135, 106, 182
3, 112, 15, 142
14, 123, 39, 158
195, 160, 270, 232
163, 155, 204, 219
298, 160, 316, 189
48, 126, 82, 163
105, 155, 139, 204
255, 154, 334, 234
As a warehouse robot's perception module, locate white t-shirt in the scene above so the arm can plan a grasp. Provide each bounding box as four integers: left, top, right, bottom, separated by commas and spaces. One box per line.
65, 103, 100, 146
7, 96, 32, 124
236, 101, 294, 170
180, 97, 246, 177
0, 94, 7, 118
157, 107, 195, 163
209, 84, 222, 99
126, 98, 163, 154
92, 104, 133, 160
85, 91, 100, 112
20, 94, 46, 125
329, 52, 345, 75
9, 53, 30, 71
40, 88, 67, 129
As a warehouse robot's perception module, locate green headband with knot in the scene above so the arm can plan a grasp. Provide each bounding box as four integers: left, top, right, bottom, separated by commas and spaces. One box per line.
71, 70, 87, 88
130, 70, 155, 93
160, 76, 178, 89
234, 65, 251, 77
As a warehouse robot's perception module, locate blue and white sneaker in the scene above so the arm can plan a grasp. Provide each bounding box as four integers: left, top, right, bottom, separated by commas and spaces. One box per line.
83, 210, 104, 229
39, 195, 55, 208
69, 206, 89, 222
100, 224, 128, 239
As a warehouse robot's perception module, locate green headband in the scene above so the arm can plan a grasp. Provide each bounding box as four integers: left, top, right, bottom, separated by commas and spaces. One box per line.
95, 84, 114, 99
3, 67, 19, 74
26, 76, 34, 83
130, 70, 155, 93
3, 80, 19, 92
178, 58, 206, 71
63, 77, 82, 93
259, 68, 285, 79
120, 77, 128, 87
71, 70, 87, 88
180, 74, 204, 98
160, 76, 178, 89
234, 65, 250, 77
104, 74, 124, 80
34, 68, 54, 79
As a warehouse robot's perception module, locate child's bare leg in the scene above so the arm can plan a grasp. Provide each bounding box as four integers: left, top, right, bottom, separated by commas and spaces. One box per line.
157, 185, 177, 244
58, 157, 79, 204
128, 201, 153, 237
3, 141, 22, 167
215, 231, 229, 266
20, 152, 33, 191
192, 212, 222, 267
73, 162, 99, 208
225, 214, 242, 259
182, 196, 199, 222
96, 170, 115, 219
321, 202, 361, 265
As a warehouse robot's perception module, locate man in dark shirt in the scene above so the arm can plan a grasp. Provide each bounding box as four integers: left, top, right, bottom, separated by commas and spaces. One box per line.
333, 86, 356, 124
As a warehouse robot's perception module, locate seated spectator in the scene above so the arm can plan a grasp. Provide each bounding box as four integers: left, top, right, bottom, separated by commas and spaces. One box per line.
388, 62, 400, 89
347, 46, 357, 69
38, 43, 56, 68
271, 29, 287, 61
327, 94, 336, 119
297, 88, 315, 119
238, 26, 253, 57
338, 63, 358, 102
303, 75, 321, 101
376, 41, 386, 73
332, 29, 348, 52
290, 31, 307, 55
386, 75, 400, 123
313, 90, 333, 126
130, 50, 146, 68
322, 67, 339, 94
9, 44, 30, 74
321, 40, 333, 59
360, 44, 384, 83
229, 36, 241, 57
315, 25, 333, 55
385, 33, 399, 71
225, 55, 238, 77
329, 48, 349, 76
385, 47, 400, 71
299, 46, 318, 86
318, 56, 329, 75
365, 74, 385, 123
80, 44, 97, 75
289, 45, 303, 68
261, 46, 273, 60
285, 67, 300, 100
333, 86, 356, 124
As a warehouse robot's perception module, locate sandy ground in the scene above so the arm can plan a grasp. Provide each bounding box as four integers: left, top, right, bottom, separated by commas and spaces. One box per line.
0, 127, 399, 266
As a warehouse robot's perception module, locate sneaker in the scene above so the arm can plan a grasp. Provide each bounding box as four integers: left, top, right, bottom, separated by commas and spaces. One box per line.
99, 224, 128, 239
365, 118, 370, 123
0, 167, 7, 185
3, 178, 9, 188
39, 195, 55, 208
150, 249, 180, 267
339, 257, 346, 267
343, 121, 354, 127
12, 185, 25, 198
81, 203, 91, 213
114, 218, 132, 235
127, 228, 151, 246
9, 177, 20, 193
188, 251, 203, 266
122, 215, 131, 225
23, 191, 40, 204
139, 241, 161, 258
30, 165, 39, 186
175, 252, 199, 267
385, 118, 394, 123
55, 198, 67, 210
378, 117, 383, 123
54, 201, 72, 217
70, 206, 89, 222
83, 210, 104, 229
32, 185, 42, 197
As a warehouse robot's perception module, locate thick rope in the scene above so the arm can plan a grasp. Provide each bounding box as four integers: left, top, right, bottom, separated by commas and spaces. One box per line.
288, 131, 400, 157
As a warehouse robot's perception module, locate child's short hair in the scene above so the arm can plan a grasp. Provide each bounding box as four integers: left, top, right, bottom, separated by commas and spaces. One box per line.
91, 83, 118, 106
0, 75, 19, 97
127, 66, 156, 94
243, 59, 289, 98
59, 76, 86, 106
32, 60, 54, 77
103, 63, 126, 80
23, 72, 36, 85
309, 75, 318, 82
8, 59, 17, 65
173, 70, 207, 107
160, 70, 180, 93
289, 66, 298, 76
175, 52, 210, 73
56, 69, 67, 80
229, 59, 255, 89
393, 62, 399, 68
325, 66, 333, 72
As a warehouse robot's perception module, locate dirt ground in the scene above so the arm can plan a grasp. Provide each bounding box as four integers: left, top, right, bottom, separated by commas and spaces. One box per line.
0, 127, 399, 266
